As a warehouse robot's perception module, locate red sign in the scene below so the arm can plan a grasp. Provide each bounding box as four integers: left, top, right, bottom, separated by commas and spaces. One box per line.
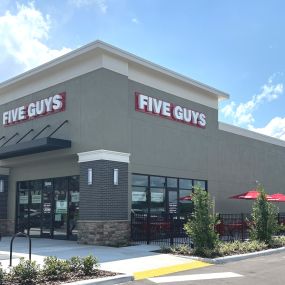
2, 92, 66, 126
135, 92, 206, 128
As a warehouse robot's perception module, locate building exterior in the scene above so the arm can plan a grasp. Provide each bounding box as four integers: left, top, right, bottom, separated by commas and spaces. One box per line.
0, 41, 285, 245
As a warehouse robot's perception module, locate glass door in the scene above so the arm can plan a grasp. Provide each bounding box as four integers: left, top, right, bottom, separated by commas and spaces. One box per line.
53, 177, 68, 239
17, 181, 30, 234
29, 180, 42, 237
41, 179, 53, 238
68, 176, 80, 240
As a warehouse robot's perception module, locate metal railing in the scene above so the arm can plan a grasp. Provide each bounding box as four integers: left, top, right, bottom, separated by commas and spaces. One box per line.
10, 232, 32, 267
131, 212, 285, 246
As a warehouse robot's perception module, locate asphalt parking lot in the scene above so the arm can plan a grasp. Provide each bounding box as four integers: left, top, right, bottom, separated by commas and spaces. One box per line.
124, 251, 285, 285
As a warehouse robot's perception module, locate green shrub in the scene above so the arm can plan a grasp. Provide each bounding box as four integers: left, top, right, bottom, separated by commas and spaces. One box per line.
82, 255, 98, 276
216, 240, 268, 256
0, 263, 4, 285
10, 258, 40, 285
42, 256, 70, 281
184, 186, 218, 255
250, 185, 278, 243
68, 256, 82, 274
160, 245, 192, 255
269, 236, 285, 248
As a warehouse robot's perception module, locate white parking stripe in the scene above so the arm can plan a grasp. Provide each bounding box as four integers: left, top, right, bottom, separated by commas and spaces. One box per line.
148, 272, 243, 283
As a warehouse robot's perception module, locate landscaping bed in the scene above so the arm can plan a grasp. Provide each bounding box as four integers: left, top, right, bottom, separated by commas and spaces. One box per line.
0, 255, 117, 285
160, 236, 285, 258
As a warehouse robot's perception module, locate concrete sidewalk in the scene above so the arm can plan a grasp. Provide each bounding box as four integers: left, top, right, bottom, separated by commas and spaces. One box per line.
0, 237, 210, 280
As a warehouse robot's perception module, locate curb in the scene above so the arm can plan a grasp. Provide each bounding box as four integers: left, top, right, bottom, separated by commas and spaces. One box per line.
180, 246, 285, 264
61, 274, 134, 285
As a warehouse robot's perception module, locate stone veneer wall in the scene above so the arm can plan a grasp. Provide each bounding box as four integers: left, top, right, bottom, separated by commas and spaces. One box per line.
77, 220, 130, 246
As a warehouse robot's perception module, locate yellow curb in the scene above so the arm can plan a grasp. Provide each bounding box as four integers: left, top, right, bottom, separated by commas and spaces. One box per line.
133, 260, 212, 280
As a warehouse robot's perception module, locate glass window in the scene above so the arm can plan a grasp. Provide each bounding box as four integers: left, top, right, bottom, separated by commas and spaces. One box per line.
179, 179, 193, 189
132, 175, 148, 186
132, 186, 148, 214
150, 176, 165, 187
167, 178, 178, 188
150, 188, 165, 214
194, 180, 206, 190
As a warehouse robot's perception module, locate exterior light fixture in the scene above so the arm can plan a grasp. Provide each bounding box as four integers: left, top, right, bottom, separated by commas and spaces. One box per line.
0, 180, 4, 193
88, 168, 93, 185
114, 169, 119, 185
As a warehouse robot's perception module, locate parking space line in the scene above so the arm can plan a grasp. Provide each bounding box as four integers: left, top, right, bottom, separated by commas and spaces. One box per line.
148, 272, 243, 283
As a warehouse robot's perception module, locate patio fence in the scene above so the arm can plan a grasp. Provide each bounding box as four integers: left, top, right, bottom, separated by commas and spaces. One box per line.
131, 212, 285, 246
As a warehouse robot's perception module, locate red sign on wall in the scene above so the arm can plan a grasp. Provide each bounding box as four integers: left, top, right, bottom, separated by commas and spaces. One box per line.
135, 92, 206, 128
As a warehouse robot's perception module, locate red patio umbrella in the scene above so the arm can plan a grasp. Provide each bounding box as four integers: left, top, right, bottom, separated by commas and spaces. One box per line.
229, 189, 263, 200
179, 195, 193, 201
267, 193, 285, 202
229, 189, 276, 200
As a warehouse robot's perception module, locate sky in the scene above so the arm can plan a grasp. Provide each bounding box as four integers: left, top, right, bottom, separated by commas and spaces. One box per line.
0, 0, 284, 140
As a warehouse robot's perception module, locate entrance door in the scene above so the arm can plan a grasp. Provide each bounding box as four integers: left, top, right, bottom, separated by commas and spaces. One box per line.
41, 179, 53, 238
53, 177, 68, 239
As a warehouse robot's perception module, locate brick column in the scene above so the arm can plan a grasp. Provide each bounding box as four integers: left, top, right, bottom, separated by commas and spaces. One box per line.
0, 167, 13, 236
77, 150, 130, 246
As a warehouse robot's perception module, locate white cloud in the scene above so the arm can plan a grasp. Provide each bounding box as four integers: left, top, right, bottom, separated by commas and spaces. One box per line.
221, 77, 283, 127
249, 117, 285, 140
70, 0, 107, 13
0, 2, 71, 77
132, 18, 139, 24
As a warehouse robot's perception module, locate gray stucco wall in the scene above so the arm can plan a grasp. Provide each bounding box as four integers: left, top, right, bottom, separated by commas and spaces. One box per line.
0, 67, 285, 221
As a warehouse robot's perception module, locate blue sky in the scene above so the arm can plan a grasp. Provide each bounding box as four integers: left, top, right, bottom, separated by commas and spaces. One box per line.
0, 0, 284, 139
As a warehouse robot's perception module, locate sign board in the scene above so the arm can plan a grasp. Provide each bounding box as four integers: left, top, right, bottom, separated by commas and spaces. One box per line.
2, 92, 66, 126
32, 195, 41, 204
43, 203, 51, 213
56, 200, 67, 214
151, 192, 164, 203
135, 93, 206, 128
71, 192, 80, 203
132, 191, 146, 202
19, 195, 29, 204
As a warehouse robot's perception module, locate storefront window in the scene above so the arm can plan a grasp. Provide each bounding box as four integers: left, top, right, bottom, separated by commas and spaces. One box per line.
194, 180, 206, 190
131, 174, 207, 218
179, 179, 193, 189
167, 178, 178, 188
132, 175, 148, 186
150, 176, 165, 187
132, 186, 148, 214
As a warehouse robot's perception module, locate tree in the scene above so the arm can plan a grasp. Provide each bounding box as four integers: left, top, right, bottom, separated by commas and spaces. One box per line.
250, 184, 278, 243
184, 186, 218, 255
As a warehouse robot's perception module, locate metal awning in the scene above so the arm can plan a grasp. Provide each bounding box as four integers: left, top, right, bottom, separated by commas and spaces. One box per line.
0, 137, 71, 159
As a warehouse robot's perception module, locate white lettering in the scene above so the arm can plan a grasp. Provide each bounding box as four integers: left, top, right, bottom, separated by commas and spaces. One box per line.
191, 111, 199, 125
2, 93, 65, 126
44, 97, 53, 112
28, 103, 36, 117
162, 102, 171, 117
11, 109, 18, 122
52, 94, 63, 110
183, 108, 192, 123
138, 94, 148, 110
198, 113, 206, 127
173, 106, 183, 120
147, 96, 153, 112
3, 112, 9, 125
18, 106, 26, 120
153, 98, 163, 114
36, 100, 45, 115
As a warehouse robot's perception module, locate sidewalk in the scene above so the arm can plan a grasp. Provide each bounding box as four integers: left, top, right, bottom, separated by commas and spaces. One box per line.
0, 237, 211, 280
